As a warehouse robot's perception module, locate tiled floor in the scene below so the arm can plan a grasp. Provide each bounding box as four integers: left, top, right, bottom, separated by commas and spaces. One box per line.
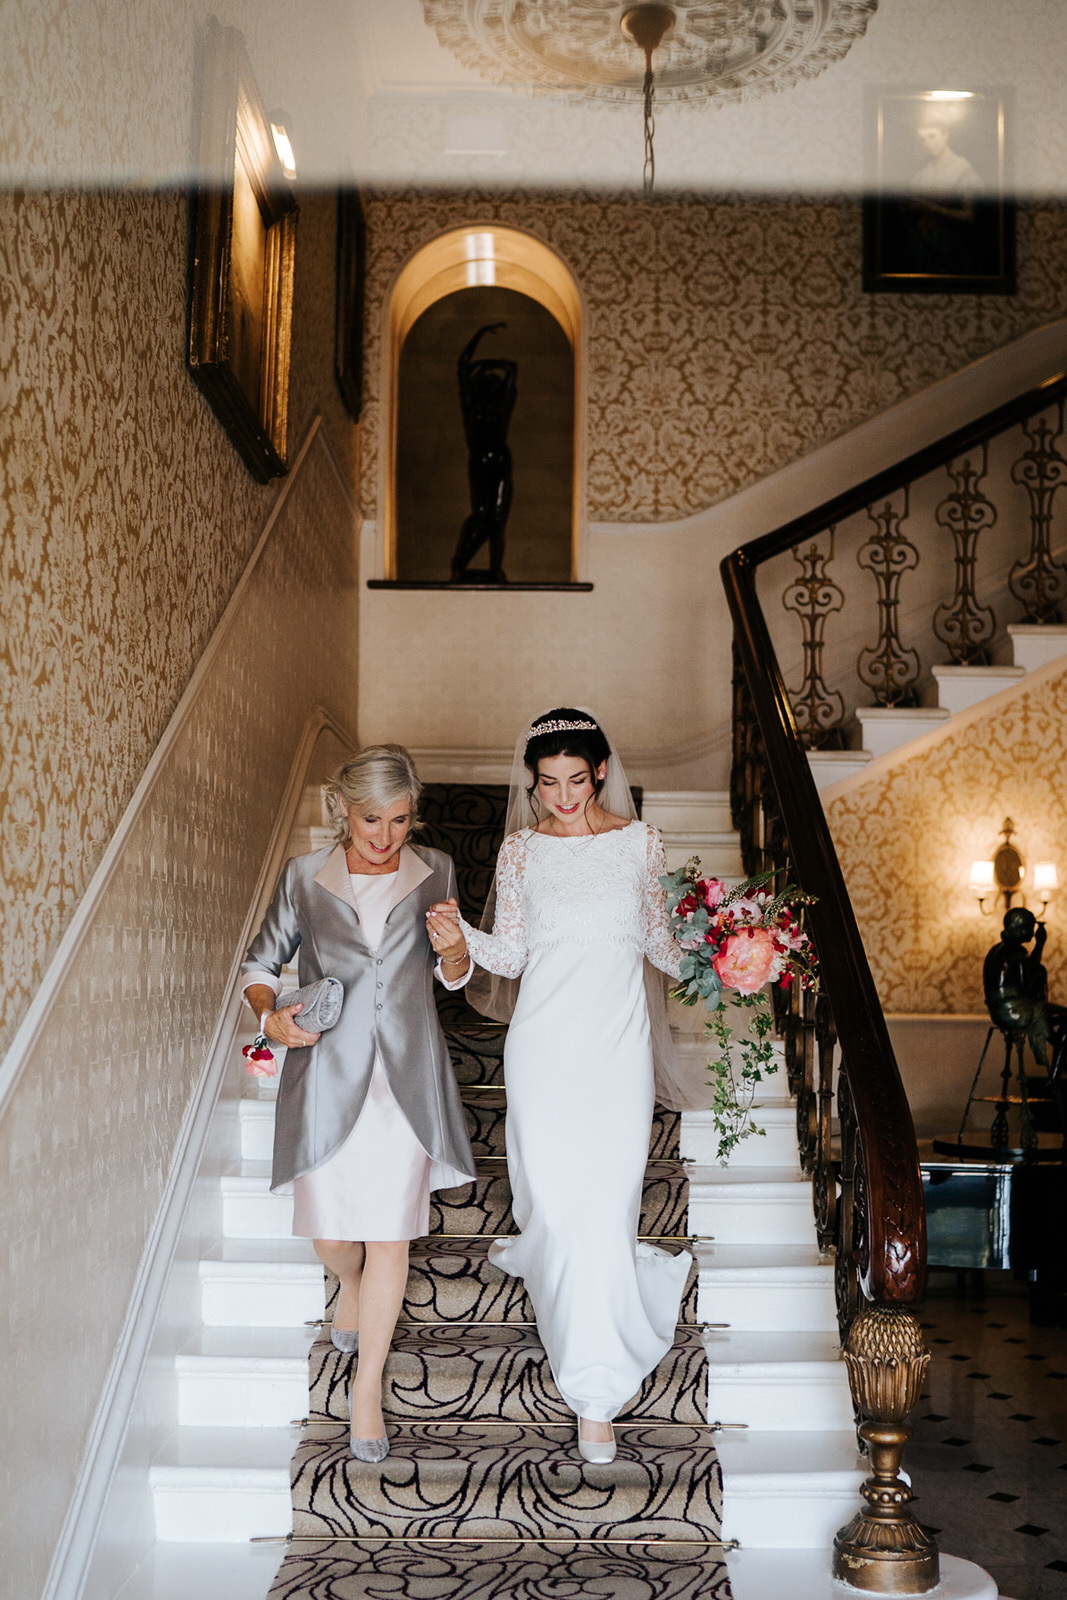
909, 1279, 1067, 1600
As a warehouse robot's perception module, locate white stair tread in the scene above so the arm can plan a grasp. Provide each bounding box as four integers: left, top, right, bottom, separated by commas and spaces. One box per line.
725, 1549, 997, 1600
238, 1100, 275, 1121
695, 1241, 829, 1271
704, 1330, 842, 1367
688, 1165, 810, 1188
177, 1326, 316, 1362
684, 1099, 794, 1123
114, 1540, 283, 1600
717, 1429, 863, 1484
152, 1426, 298, 1474
201, 1239, 320, 1268
221, 1161, 274, 1187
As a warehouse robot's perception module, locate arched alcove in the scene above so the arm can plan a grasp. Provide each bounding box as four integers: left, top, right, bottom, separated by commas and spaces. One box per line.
381, 226, 584, 585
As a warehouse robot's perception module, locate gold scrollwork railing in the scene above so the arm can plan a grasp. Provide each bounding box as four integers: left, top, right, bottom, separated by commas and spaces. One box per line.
722, 366, 1067, 1593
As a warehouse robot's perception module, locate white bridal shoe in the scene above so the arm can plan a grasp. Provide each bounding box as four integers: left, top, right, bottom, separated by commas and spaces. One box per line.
577, 1418, 616, 1464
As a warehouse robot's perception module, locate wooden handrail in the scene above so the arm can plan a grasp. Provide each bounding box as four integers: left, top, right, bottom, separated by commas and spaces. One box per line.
720, 365, 1067, 1307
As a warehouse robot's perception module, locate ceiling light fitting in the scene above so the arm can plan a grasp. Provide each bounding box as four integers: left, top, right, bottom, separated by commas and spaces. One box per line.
620, 5, 675, 194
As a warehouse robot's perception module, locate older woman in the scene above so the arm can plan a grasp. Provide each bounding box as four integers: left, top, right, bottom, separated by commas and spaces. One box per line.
241, 745, 475, 1462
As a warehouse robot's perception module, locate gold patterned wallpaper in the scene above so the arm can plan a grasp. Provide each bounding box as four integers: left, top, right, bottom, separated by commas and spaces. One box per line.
361, 190, 1067, 524
0, 186, 359, 1594
824, 662, 1067, 1016
0, 189, 356, 1062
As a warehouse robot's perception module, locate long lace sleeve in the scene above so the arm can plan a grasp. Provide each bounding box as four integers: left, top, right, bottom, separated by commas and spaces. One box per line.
643, 825, 682, 979
460, 833, 529, 979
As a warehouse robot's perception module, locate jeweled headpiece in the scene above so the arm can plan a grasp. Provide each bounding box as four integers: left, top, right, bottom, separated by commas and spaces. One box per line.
524, 718, 598, 750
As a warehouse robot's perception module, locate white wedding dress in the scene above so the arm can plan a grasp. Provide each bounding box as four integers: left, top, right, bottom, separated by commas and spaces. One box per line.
461, 820, 691, 1423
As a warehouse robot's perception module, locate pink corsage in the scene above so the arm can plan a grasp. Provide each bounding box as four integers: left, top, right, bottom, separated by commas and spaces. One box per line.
242, 1031, 277, 1077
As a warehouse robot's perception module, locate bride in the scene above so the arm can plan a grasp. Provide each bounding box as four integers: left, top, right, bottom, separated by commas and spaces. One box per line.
426, 707, 693, 1464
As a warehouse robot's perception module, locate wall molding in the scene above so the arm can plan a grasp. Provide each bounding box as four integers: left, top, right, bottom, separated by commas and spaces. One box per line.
819, 651, 1067, 806
0, 415, 353, 1122
41, 706, 351, 1600
27, 412, 357, 1600
587, 317, 1067, 541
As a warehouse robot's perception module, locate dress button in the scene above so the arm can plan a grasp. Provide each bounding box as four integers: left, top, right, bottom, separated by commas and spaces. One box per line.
376, 1003, 383, 1011
377, 982, 383, 989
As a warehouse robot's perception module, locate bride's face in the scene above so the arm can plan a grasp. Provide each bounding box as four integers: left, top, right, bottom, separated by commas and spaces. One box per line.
534, 754, 608, 823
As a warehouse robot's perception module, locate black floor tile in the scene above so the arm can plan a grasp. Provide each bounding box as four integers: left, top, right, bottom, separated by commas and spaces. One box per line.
906, 1290, 1067, 1599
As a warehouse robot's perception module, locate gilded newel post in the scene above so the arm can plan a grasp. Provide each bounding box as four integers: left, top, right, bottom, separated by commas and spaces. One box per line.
833, 1304, 940, 1593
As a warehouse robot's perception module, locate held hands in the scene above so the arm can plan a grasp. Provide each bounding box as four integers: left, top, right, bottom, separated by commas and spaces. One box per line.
426, 899, 468, 967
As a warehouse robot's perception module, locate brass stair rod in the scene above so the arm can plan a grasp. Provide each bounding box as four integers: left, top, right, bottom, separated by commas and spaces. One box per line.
291, 1416, 748, 1430
253, 1534, 740, 1548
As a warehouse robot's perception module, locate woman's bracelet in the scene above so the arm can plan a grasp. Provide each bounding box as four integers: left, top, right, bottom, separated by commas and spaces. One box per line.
442, 949, 469, 967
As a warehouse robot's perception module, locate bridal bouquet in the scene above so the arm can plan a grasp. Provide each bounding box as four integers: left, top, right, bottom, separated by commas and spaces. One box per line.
661, 859, 819, 1163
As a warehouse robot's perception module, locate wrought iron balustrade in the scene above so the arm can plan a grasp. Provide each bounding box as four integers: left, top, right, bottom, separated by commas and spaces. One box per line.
759, 387, 1067, 752
721, 364, 1067, 1593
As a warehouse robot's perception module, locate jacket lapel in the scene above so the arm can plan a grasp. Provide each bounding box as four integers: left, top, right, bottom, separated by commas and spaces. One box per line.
313, 844, 362, 917
384, 844, 435, 922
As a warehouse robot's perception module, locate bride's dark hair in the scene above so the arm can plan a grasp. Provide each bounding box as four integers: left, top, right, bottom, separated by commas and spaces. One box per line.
523, 708, 611, 813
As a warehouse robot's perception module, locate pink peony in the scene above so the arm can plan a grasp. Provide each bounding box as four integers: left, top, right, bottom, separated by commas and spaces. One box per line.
713, 926, 782, 995
699, 878, 729, 910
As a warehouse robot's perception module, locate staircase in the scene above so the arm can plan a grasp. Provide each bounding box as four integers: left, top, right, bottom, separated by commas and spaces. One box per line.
111, 781, 996, 1598
807, 589, 1067, 791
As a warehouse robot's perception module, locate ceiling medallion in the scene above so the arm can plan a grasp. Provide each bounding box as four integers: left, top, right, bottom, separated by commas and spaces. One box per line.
421, 0, 879, 107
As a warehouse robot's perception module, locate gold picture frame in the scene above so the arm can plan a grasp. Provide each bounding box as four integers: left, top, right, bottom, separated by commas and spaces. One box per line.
863, 85, 1015, 296
335, 188, 365, 421
189, 18, 298, 482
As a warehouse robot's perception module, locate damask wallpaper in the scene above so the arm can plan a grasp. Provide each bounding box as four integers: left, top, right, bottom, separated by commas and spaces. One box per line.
0, 189, 356, 1061
824, 661, 1067, 1016
0, 187, 358, 1595
360, 190, 1067, 524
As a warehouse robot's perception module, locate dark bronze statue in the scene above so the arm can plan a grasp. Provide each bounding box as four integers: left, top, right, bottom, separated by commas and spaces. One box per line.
449, 323, 517, 584
984, 907, 1054, 1062
980, 908, 1067, 1150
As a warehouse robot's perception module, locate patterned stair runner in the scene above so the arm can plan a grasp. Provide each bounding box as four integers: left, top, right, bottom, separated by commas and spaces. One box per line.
267, 786, 730, 1598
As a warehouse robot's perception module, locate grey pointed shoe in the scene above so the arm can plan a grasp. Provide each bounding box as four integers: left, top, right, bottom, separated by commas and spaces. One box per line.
330, 1325, 359, 1354
350, 1431, 389, 1462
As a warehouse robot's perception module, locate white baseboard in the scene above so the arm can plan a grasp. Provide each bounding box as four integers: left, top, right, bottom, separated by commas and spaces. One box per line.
48, 709, 347, 1600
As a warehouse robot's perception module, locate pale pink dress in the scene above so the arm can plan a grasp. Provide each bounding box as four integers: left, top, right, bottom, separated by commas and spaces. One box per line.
245, 870, 468, 1243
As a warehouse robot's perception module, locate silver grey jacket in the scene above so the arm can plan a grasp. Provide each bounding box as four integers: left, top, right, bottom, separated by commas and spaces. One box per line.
241, 842, 477, 1192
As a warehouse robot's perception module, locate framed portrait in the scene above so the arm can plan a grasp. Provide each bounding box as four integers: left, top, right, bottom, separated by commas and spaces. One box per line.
189, 19, 298, 482
335, 189, 365, 421
863, 86, 1014, 295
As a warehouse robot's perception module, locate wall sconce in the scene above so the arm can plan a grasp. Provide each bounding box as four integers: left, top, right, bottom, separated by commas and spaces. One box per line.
1033, 861, 1059, 914
968, 857, 996, 911
268, 111, 297, 179
969, 817, 1057, 916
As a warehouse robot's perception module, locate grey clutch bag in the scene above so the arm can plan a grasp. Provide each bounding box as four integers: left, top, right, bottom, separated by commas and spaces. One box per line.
276, 976, 344, 1032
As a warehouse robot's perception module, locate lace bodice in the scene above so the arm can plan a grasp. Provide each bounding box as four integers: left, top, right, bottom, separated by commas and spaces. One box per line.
462, 821, 681, 981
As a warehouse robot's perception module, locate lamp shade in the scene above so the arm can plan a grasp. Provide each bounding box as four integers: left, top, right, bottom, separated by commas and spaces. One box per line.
969, 860, 995, 891
1033, 862, 1059, 892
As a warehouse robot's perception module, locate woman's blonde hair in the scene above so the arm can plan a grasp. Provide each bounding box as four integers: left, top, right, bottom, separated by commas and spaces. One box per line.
323, 745, 423, 844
